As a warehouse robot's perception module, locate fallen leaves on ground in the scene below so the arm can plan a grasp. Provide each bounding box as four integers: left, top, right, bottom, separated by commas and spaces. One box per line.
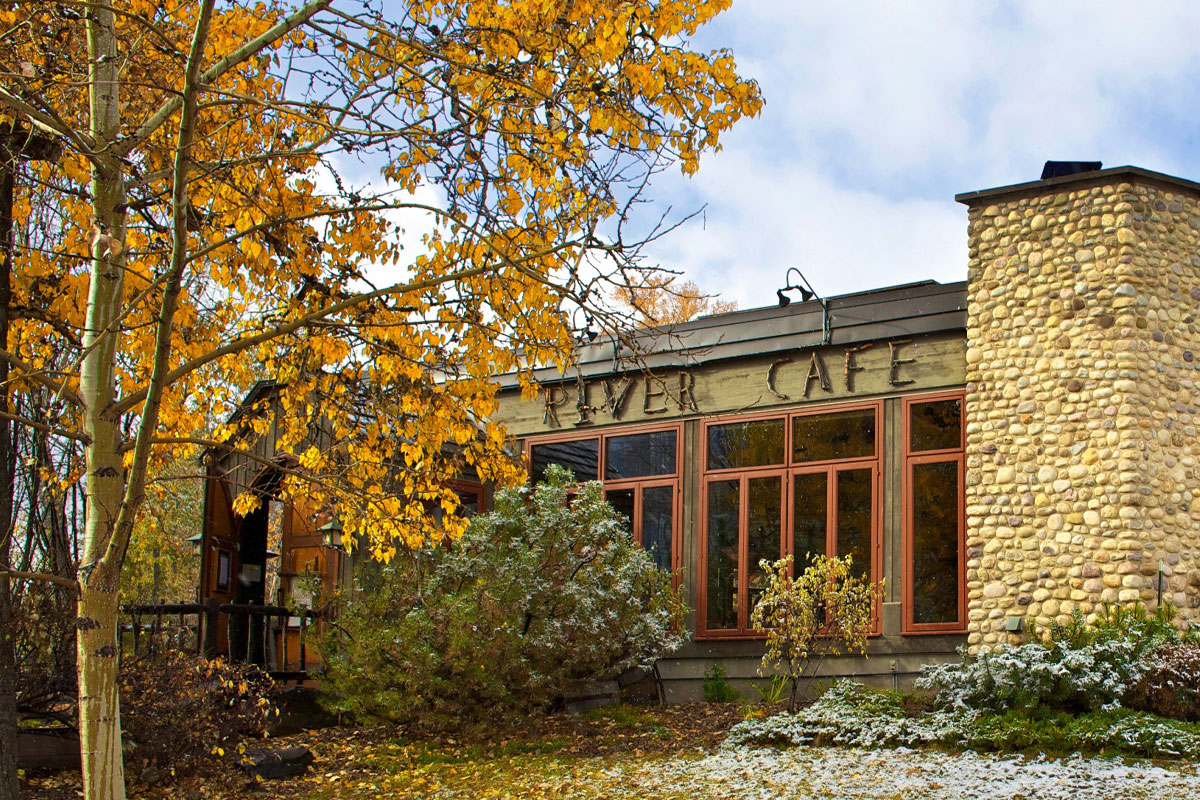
20, 703, 743, 800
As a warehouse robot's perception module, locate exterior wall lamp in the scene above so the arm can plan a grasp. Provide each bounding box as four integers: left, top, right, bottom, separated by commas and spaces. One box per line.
777, 267, 831, 345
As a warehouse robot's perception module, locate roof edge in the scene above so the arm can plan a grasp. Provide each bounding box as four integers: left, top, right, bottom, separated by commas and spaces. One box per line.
955, 166, 1200, 206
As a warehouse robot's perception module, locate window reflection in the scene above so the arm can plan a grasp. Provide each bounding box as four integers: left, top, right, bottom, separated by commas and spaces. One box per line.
912, 460, 960, 624
707, 419, 785, 470
910, 399, 962, 452
836, 468, 873, 581
642, 486, 673, 572
792, 472, 827, 568
530, 438, 599, 484
747, 476, 782, 615
606, 430, 677, 479
605, 488, 635, 537
793, 408, 875, 463
706, 480, 740, 630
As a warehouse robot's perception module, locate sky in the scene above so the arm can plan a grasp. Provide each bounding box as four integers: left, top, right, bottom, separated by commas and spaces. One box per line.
642, 1, 1200, 311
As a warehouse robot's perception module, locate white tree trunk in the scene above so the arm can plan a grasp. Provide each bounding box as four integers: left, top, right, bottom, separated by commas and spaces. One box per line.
78, 4, 129, 799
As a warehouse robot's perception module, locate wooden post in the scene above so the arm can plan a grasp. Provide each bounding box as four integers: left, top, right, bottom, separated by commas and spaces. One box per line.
201, 598, 219, 658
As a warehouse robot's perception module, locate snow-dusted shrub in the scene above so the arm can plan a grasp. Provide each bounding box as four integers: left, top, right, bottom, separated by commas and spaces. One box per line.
320, 465, 687, 725
1125, 642, 1200, 721
725, 680, 1200, 760
725, 679, 970, 749
919, 603, 1193, 715
917, 638, 1140, 713
1069, 708, 1200, 759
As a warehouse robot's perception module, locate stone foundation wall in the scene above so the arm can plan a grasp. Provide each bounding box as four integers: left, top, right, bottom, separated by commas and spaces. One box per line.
963, 172, 1200, 647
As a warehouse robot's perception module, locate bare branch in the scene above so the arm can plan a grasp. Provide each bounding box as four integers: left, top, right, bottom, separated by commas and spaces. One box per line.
0, 569, 80, 593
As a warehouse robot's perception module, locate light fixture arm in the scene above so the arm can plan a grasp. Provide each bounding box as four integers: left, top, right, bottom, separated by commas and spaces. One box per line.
777, 268, 831, 345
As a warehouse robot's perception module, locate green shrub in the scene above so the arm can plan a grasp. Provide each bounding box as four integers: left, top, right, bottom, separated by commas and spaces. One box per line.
918, 603, 1192, 715
702, 663, 739, 703
725, 680, 1200, 760
319, 465, 687, 726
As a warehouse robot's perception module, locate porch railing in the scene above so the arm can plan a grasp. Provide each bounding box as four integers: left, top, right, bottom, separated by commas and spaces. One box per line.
120, 600, 321, 681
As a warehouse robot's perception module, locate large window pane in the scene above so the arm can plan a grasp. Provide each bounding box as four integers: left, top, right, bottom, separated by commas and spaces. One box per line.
910, 399, 962, 452
605, 488, 635, 537
836, 468, 873, 581
792, 408, 876, 463
707, 419, 785, 470
747, 476, 783, 617
530, 438, 598, 484
705, 480, 740, 630
912, 461, 961, 625
792, 472, 828, 569
641, 485, 673, 572
606, 430, 677, 479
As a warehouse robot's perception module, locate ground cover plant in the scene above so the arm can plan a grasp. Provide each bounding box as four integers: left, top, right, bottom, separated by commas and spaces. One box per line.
729, 602, 1200, 761
319, 466, 687, 726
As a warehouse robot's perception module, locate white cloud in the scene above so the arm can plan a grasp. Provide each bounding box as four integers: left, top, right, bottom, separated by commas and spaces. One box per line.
640, 0, 1200, 308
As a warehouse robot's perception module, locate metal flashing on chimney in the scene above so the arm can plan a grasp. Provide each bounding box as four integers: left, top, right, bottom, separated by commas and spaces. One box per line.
1040, 160, 1102, 180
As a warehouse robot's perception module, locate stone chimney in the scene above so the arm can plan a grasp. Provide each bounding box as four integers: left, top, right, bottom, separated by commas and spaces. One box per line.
958, 166, 1200, 647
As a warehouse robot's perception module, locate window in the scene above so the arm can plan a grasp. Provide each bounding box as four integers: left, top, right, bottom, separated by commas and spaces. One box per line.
215, 549, 232, 592
700, 402, 881, 637
526, 425, 681, 574
903, 394, 966, 633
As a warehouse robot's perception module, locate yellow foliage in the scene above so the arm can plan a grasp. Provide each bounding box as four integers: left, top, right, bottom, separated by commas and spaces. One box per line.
4, 4, 759, 791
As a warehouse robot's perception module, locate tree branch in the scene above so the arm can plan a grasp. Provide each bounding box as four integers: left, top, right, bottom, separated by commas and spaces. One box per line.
107, 0, 216, 573
121, 0, 334, 154
0, 569, 80, 593
0, 348, 84, 407
105, 259, 493, 418
0, 409, 91, 444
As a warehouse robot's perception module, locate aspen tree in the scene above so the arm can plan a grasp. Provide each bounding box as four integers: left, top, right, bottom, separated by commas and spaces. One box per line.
0, 3, 761, 797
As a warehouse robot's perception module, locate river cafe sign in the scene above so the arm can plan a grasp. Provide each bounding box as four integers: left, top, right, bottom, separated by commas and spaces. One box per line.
540, 339, 919, 428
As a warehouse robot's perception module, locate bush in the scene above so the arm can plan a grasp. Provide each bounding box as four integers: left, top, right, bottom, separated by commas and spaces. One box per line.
725, 680, 1200, 760
319, 465, 687, 726
916, 638, 1139, 713
750, 554, 880, 711
726, 679, 965, 750
1125, 642, 1200, 721
917, 603, 1192, 715
119, 652, 276, 779
702, 664, 739, 703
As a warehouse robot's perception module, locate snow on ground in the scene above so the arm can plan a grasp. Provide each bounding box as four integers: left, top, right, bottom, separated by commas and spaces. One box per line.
608, 745, 1200, 800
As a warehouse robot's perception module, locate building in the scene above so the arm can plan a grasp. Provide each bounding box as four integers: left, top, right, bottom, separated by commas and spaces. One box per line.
196, 163, 1200, 696
490, 163, 1200, 700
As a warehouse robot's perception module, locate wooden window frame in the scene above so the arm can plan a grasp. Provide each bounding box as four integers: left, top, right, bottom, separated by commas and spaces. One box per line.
446, 479, 489, 516
901, 391, 967, 634
697, 401, 883, 640
524, 422, 683, 576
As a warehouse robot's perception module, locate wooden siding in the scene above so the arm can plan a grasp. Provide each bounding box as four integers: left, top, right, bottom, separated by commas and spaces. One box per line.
496, 331, 966, 436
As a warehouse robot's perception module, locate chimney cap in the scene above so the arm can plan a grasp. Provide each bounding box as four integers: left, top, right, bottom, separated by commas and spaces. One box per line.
1041, 160, 1103, 180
